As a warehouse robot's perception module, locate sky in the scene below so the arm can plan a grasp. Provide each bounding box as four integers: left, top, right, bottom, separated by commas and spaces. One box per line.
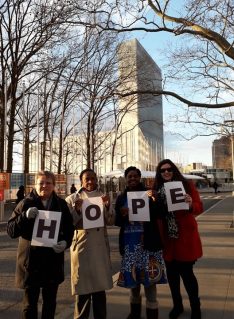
164, 134, 214, 166
132, 29, 215, 166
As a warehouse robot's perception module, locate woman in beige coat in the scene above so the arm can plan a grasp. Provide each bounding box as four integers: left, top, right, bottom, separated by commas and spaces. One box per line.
66, 168, 113, 319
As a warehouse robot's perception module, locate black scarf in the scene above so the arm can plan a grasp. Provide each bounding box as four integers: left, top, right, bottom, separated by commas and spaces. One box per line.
157, 185, 179, 239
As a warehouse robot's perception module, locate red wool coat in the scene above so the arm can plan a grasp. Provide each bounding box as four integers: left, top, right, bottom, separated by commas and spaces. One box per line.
162, 183, 203, 262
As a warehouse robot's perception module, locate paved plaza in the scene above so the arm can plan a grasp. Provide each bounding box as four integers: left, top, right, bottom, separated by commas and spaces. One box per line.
0, 194, 233, 319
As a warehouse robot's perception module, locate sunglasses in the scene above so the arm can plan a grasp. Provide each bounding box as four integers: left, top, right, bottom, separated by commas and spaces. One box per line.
159, 167, 173, 173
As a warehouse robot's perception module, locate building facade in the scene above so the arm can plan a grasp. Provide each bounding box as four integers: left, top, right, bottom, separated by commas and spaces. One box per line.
212, 136, 232, 169
117, 39, 164, 172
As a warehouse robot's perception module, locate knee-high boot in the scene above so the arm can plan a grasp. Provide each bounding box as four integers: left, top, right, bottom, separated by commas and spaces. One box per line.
126, 303, 141, 319
190, 297, 201, 319
146, 308, 158, 319
180, 265, 201, 319
166, 262, 184, 319
126, 296, 142, 319
146, 300, 158, 319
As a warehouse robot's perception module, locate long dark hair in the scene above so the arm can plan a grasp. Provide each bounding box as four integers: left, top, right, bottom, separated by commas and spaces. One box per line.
154, 159, 191, 193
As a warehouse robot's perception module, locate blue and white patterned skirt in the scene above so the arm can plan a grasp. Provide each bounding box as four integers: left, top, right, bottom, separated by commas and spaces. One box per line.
117, 224, 167, 288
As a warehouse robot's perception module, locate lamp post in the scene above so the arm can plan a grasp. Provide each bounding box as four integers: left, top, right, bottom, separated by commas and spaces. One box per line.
224, 120, 234, 184
37, 92, 40, 172
72, 106, 75, 178
22, 82, 25, 173
4, 79, 8, 172
50, 115, 54, 172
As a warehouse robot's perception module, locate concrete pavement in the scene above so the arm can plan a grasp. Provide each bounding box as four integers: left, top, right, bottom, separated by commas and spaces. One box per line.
0, 195, 234, 319
55, 195, 234, 319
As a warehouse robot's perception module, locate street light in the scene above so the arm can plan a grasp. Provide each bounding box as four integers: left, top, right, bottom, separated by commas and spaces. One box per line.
22, 82, 25, 173
37, 92, 40, 172
4, 79, 8, 172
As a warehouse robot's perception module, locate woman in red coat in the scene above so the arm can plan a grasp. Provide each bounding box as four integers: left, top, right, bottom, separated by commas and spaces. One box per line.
154, 159, 203, 319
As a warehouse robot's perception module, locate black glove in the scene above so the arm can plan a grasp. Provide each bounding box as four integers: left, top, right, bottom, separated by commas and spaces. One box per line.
53, 240, 67, 253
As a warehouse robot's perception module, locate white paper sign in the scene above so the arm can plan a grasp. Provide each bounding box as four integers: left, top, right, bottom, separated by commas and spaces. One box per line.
82, 197, 104, 229
31, 210, 61, 247
127, 191, 150, 222
164, 181, 189, 212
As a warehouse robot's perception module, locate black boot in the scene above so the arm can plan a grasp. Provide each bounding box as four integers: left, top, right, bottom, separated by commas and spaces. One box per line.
146, 308, 158, 319
126, 303, 141, 319
190, 298, 201, 319
166, 261, 184, 319
191, 308, 201, 319
169, 304, 184, 319
169, 293, 184, 319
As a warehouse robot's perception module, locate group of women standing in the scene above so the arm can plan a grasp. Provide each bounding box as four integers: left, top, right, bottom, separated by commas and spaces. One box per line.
65, 161, 203, 319
7, 159, 203, 319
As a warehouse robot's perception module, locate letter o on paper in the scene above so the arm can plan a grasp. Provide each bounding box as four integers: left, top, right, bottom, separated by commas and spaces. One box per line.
85, 204, 101, 221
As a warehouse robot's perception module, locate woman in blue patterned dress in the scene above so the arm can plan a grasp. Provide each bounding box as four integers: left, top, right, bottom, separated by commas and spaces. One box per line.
115, 166, 167, 319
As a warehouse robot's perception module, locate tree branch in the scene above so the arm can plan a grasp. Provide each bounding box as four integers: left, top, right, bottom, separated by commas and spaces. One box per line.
112, 89, 234, 109
148, 0, 234, 60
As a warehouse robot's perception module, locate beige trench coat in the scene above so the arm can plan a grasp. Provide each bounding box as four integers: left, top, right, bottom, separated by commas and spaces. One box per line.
66, 189, 114, 295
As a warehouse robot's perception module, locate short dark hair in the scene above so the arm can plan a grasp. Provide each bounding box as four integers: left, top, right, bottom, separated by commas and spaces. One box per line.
79, 168, 96, 181
124, 166, 141, 178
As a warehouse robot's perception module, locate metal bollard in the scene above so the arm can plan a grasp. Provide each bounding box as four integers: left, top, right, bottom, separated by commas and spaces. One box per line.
232, 210, 234, 228
0, 201, 4, 222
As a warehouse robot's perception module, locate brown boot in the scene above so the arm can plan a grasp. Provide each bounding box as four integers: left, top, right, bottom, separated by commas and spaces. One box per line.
146, 308, 158, 319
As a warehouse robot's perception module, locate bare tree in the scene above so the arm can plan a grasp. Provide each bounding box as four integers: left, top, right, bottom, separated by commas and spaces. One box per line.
0, 0, 77, 172
74, 27, 126, 170
68, 0, 234, 143
31, 46, 89, 174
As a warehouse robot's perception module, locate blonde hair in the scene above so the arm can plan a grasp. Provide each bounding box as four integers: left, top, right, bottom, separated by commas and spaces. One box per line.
36, 171, 56, 185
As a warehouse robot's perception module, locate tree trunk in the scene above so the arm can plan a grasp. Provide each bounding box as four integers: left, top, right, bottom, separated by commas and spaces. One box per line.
7, 97, 17, 173
24, 127, 30, 174
0, 99, 4, 171
58, 114, 64, 174
86, 134, 91, 168
111, 138, 117, 171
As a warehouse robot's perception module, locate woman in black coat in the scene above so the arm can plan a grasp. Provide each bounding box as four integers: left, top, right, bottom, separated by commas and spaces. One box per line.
7, 171, 74, 319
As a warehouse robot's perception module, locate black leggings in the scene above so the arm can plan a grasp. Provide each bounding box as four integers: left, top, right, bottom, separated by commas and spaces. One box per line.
22, 284, 58, 319
165, 260, 199, 308
74, 291, 107, 319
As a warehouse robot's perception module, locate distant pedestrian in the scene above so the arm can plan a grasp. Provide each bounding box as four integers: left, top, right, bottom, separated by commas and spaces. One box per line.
16, 185, 25, 204
7, 170, 74, 319
70, 183, 77, 194
213, 181, 219, 194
